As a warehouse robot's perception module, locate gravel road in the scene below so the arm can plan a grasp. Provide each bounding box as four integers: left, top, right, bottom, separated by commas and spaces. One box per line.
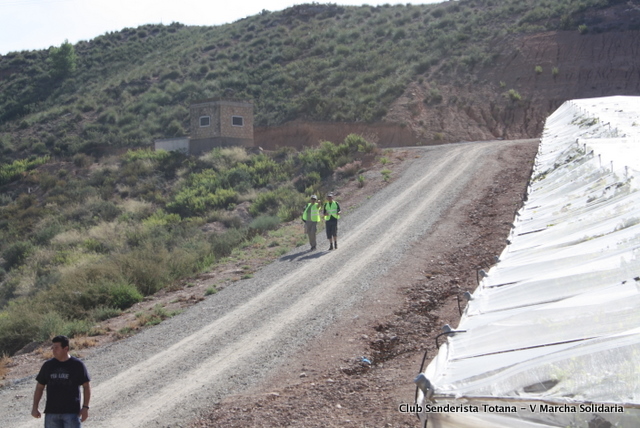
1, 140, 526, 428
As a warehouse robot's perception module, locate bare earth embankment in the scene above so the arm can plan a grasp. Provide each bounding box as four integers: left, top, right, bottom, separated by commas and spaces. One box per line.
0, 139, 538, 428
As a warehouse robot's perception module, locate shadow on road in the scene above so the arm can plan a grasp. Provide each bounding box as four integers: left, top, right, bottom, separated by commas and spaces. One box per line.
280, 248, 330, 262
279, 249, 310, 262
297, 250, 330, 261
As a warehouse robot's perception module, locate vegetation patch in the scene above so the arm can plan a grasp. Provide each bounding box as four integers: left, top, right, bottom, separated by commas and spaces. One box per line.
0, 134, 381, 355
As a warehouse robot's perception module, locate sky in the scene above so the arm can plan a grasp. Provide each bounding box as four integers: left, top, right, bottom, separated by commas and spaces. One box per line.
0, 0, 444, 55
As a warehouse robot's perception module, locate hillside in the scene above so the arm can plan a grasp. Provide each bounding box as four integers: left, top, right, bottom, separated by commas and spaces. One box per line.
1, 0, 639, 157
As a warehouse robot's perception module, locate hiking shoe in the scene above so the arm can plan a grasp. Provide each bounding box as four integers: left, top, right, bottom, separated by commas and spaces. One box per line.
329, 244, 333, 251
311, 246, 316, 251
334, 243, 338, 249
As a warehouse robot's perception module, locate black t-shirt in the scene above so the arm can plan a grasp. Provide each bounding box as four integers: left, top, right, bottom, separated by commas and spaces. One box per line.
35, 356, 90, 414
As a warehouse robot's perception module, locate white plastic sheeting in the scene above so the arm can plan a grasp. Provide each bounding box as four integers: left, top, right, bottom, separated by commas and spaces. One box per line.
416, 96, 640, 427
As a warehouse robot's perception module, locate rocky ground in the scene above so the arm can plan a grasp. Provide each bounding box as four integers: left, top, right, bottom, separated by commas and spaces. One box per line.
189, 139, 539, 428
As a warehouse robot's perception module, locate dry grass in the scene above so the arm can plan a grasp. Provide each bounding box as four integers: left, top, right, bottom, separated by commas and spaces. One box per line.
50, 228, 85, 247
72, 336, 98, 350
36, 347, 53, 359
120, 198, 155, 217
199, 147, 250, 169
0, 354, 9, 379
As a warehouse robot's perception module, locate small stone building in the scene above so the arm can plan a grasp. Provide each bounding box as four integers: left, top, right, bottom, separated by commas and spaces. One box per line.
155, 98, 253, 155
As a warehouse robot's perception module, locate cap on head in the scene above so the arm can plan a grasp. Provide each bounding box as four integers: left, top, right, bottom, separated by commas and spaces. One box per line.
327, 193, 334, 198
310, 195, 317, 200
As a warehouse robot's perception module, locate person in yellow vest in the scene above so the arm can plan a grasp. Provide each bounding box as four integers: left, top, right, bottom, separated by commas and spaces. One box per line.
302, 195, 321, 250
323, 193, 341, 250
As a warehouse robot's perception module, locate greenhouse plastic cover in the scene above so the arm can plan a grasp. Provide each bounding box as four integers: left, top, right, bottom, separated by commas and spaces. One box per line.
416, 96, 640, 427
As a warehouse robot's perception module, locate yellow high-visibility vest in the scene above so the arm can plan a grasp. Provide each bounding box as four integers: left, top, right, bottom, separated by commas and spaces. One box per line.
302, 203, 321, 222
324, 201, 340, 221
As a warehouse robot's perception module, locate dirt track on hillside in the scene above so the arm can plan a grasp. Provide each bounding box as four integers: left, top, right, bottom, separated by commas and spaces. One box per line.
0, 139, 538, 428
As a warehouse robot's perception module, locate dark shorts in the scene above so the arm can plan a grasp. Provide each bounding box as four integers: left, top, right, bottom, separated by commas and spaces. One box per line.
325, 220, 338, 238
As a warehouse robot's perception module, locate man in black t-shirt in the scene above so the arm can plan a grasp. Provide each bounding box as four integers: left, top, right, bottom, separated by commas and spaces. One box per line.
32, 335, 91, 427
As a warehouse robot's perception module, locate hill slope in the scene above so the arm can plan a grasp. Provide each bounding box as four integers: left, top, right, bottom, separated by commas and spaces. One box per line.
1, 0, 639, 157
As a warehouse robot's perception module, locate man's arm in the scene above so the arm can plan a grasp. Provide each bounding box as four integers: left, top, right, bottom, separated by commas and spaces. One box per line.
31, 383, 45, 418
80, 381, 91, 422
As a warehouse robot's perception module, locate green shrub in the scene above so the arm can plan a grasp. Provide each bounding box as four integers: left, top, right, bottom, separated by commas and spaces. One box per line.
2, 241, 33, 270
297, 147, 336, 179
0, 306, 40, 355
167, 238, 212, 278
90, 305, 122, 321
225, 165, 253, 192
142, 210, 182, 228
393, 29, 407, 41
250, 215, 280, 232
66, 199, 121, 225
209, 228, 247, 258
277, 188, 306, 222
84, 238, 112, 254
37, 172, 58, 192
339, 134, 360, 152
37, 312, 65, 342
0, 193, 12, 206
249, 189, 281, 217
343, 134, 376, 153
97, 108, 118, 125
0, 156, 50, 186
108, 282, 144, 309
161, 69, 182, 80
116, 245, 172, 295
358, 140, 377, 154
249, 185, 304, 221
165, 119, 185, 136
168, 187, 238, 217
505, 89, 522, 102
32, 142, 48, 155
247, 156, 288, 187
424, 87, 443, 105
294, 171, 321, 193
61, 318, 94, 337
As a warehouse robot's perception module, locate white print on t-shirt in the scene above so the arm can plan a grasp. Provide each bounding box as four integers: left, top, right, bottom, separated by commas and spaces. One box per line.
51, 373, 70, 379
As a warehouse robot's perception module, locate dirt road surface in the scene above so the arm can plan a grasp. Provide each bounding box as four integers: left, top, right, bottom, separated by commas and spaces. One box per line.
1, 140, 538, 428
